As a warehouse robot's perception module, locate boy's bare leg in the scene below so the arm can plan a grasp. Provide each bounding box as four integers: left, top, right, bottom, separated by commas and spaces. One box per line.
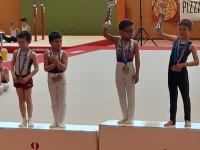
24, 88, 33, 127
16, 88, 27, 127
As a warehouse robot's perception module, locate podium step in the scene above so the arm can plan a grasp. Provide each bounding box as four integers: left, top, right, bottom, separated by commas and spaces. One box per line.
99, 120, 200, 150
0, 122, 98, 150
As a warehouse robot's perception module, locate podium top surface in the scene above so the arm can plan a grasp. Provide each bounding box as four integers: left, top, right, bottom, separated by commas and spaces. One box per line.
0, 122, 99, 132
100, 120, 200, 130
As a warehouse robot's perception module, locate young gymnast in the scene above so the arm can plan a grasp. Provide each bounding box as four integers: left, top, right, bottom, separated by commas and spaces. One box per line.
10, 31, 39, 127
157, 18, 199, 127
44, 31, 68, 128
103, 16, 140, 124
20, 18, 31, 32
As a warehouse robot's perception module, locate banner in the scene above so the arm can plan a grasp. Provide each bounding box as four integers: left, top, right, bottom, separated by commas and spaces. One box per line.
180, 0, 200, 21
152, 0, 180, 22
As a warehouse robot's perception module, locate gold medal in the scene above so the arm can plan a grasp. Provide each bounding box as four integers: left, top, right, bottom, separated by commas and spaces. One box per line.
123, 66, 129, 74
57, 75, 62, 81
52, 76, 57, 81
52, 75, 62, 81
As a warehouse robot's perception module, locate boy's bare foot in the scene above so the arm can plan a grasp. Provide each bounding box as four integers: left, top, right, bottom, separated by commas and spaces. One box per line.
164, 120, 174, 127
117, 118, 127, 124
184, 120, 191, 127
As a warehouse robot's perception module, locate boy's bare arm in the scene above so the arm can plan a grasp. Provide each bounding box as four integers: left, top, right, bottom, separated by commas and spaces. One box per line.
184, 44, 199, 67
10, 50, 18, 83
44, 52, 57, 72
57, 51, 68, 72
17, 28, 20, 33
134, 41, 140, 76
102, 15, 118, 45
156, 17, 178, 43
26, 52, 39, 80
10, 50, 17, 77
2, 68, 9, 82
173, 44, 199, 71
28, 26, 31, 32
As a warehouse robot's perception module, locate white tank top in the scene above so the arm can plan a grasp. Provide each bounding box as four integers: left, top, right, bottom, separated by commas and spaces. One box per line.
15, 49, 33, 75
10, 28, 17, 37
48, 50, 63, 60
22, 25, 28, 31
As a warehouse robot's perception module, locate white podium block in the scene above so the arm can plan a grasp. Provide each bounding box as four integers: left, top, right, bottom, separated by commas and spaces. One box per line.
0, 122, 98, 150
99, 120, 200, 150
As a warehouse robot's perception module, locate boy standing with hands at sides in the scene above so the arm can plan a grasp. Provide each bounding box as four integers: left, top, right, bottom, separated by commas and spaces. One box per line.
10, 31, 39, 127
44, 32, 68, 128
156, 11, 199, 126
103, 16, 140, 124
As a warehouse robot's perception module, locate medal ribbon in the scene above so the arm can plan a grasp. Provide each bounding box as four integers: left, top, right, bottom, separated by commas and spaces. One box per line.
173, 38, 189, 64
19, 49, 30, 76
120, 38, 131, 66
50, 50, 61, 75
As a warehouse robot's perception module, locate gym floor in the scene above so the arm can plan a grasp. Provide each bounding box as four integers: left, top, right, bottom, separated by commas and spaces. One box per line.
1, 36, 200, 126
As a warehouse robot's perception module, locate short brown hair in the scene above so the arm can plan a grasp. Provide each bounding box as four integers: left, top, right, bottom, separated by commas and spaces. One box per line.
119, 19, 134, 31
178, 19, 193, 30
20, 18, 27, 22
18, 31, 32, 42
11, 21, 17, 25
48, 31, 62, 42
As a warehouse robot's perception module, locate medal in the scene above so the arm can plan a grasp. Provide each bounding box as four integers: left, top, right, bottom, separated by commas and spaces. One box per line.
120, 38, 131, 74
18, 76, 23, 82
52, 76, 57, 81
173, 39, 189, 65
123, 66, 129, 74
50, 49, 62, 81
57, 74, 62, 80
52, 75, 62, 81
171, 39, 189, 72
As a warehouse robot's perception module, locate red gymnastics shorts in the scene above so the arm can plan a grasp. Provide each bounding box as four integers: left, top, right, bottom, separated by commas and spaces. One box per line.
14, 74, 33, 89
